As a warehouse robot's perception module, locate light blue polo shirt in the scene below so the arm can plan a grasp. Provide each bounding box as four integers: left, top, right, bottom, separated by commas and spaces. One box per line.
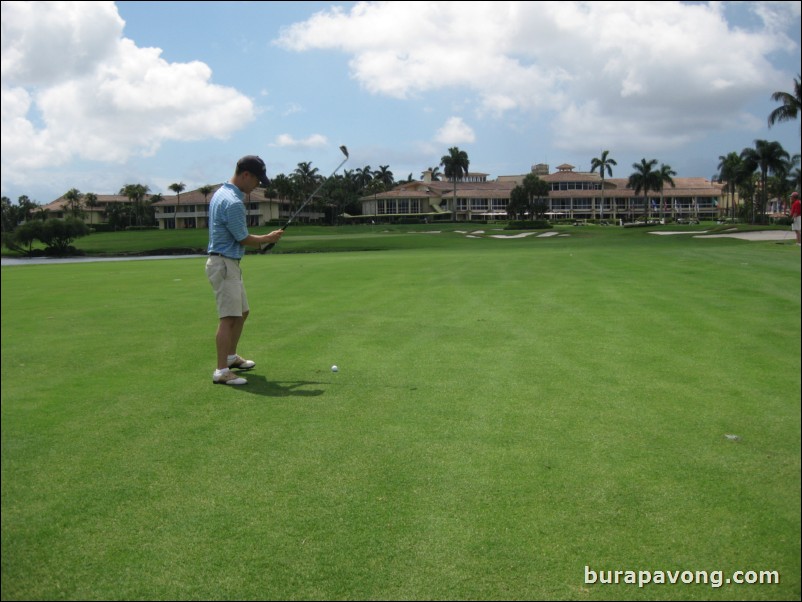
207, 183, 249, 259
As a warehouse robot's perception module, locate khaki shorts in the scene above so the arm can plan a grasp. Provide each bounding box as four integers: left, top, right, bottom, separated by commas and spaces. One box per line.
206, 256, 249, 318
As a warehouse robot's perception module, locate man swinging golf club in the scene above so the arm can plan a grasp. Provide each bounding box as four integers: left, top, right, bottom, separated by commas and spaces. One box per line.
206, 155, 284, 385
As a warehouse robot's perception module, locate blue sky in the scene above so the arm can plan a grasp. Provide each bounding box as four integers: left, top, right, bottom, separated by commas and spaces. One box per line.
2, 1, 800, 205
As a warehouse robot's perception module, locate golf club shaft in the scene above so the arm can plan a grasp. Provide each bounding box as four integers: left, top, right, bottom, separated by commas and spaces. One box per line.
283, 161, 345, 229
261, 146, 349, 253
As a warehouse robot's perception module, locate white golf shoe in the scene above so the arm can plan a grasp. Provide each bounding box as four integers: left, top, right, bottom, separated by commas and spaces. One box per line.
213, 370, 247, 386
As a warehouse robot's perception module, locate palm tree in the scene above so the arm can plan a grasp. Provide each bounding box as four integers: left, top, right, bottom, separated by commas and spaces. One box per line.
791, 155, 802, 191
199, 185, 214, 228
2, 195, 37, 231
423, 166, 442, 181
354, 165, 374, 192
63, 188, 84, 220
767, 153, 799, 214
103, 202, 132, 231
717, 152, 745, 220
740, 140, 790, 223
0, 196, 12, 232
169, 182, 186, 229
656, 163, 677, 221
271, 174, 293, 199
519, 173, 550, 220
293, 162, 320, 191
34, 206, 50, 222
119, 183, 150, 227
440, 147, 469, 221
627, 159, 660, 222
590, 150, 617, 221
292, 162, 321, 221
374, 165, 395, 189
507, 186, 528, 220
268, 174, 293, 222
84, 192, 99, 225
768, 74, 801, 134
17, 195, 36, 224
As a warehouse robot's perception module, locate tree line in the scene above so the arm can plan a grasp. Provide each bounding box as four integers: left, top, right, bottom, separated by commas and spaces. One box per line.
2, 76, 800, 253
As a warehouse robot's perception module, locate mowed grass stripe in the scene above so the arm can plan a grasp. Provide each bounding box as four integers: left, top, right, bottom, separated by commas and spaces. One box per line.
2, 231, 799, 600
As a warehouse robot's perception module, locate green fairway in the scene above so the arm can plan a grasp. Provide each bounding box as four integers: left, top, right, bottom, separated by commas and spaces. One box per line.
2, 228, 800, 600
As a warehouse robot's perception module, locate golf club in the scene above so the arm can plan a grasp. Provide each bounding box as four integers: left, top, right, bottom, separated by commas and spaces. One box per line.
260, 145, 349, 253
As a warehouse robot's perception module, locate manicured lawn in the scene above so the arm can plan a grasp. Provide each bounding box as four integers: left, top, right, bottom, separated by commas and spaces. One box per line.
2, 228, 800, 600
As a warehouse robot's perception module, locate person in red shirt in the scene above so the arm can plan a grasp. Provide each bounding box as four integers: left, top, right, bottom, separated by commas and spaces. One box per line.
791, 191, 801, 246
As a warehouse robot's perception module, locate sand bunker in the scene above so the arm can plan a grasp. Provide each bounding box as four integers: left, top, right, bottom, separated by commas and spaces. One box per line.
694, 231, 791, 241
650, 230, 790, 241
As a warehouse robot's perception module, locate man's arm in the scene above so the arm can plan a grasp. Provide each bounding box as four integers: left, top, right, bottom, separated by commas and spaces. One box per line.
239, 230, 284, 248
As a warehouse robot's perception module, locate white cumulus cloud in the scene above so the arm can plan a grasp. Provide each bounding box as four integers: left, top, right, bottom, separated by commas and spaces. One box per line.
275, 0, 799, 155
274, 133, 329, 150
1, 1, 254, 184
435, 117, 476, 145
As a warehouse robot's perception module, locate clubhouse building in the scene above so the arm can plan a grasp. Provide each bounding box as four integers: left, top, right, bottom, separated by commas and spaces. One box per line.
41, 163, 726, 228
357, 164, 725, 222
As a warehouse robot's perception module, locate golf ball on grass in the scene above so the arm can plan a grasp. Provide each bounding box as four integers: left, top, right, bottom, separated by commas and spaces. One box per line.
331, 365, 339, 372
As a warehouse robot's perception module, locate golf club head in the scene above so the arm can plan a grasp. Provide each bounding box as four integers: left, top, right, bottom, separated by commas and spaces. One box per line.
340, 145, 349, 159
